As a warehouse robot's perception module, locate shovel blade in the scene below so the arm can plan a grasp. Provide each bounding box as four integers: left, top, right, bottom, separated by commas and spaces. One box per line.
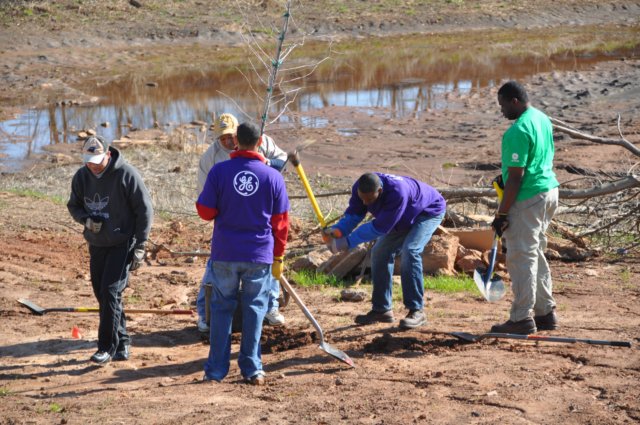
320, 342, 355, 368
473, 268, 506, 302
450, 332, 481, 343
17, 298, 45, 315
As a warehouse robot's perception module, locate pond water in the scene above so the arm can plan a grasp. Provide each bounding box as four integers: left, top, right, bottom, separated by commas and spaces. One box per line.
1, 26, 638, 172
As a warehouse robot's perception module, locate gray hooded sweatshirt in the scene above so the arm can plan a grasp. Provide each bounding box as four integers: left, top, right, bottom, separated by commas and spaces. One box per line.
67, 146, 153, 248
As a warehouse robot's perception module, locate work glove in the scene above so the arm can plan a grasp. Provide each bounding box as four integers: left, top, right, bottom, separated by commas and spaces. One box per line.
328, 237, 349, 254
129, 243, 146, 271
85, 216, 103, 233
491, 214, 509, 238
272, 256, 284, 279
321, 227, 343, 243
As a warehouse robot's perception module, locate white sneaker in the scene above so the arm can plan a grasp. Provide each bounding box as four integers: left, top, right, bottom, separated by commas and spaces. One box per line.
264, 309, 285, 326
197, 317, 210, 333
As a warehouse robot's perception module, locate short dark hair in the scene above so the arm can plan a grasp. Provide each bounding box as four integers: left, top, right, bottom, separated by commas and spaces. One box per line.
357, 173, 382, 193
236, 122, 261, 148
498, 81, 529, 103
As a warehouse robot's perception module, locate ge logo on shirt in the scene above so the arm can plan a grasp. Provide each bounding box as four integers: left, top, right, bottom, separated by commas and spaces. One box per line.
233, 171, 259, 196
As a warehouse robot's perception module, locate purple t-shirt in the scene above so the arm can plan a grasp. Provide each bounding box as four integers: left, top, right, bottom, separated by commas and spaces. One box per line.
197, 156, 289, 263
346, 173, 446, 233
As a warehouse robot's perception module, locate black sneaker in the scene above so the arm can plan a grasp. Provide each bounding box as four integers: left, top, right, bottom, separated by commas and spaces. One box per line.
490, 318, 537, 335
354, 310, 395, 325
90, 351, 111, 364
399, 309, 427, 329
113, 345, 130, 361
534, 309, 558, 331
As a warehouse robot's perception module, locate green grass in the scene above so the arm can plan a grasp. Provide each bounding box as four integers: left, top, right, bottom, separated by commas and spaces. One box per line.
291, 270, 478, 297
49, 403, 64, 413
291, 270, 348, 288
0, 387, 11, 397
7, 188, 66, 205
424, 274, 478, 295
620, 268, 631, 283
125, 294, 143, 305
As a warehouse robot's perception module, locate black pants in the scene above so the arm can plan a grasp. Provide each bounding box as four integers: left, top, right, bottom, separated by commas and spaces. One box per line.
89, 242, 132, 355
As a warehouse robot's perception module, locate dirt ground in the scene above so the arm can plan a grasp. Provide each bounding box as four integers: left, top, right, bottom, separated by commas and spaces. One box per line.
1, 1, 640, 424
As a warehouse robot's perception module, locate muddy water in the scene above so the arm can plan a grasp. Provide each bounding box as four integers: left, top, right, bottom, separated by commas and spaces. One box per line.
1, 25, 638, 171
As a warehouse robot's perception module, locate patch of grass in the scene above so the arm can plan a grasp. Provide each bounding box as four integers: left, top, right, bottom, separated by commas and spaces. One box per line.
441, 162, 458, 169
291, 270, 348, 288
424, 274, 477, 295
49, 403, 64, 413
335, 4, 349, 14
391, 281, 402, 302
126, 294, 143, 305
620, 267, 631, 283
7, 188, 66, 205
157, 209, 174, 221
0, 387, 12, 397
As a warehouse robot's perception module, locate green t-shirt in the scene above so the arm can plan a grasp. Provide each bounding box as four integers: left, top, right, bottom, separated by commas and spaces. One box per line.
502, 106, 559, 201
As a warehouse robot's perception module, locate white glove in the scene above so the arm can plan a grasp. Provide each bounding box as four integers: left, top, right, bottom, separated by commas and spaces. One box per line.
85, 217, 103, 233
130, 244, 146, 271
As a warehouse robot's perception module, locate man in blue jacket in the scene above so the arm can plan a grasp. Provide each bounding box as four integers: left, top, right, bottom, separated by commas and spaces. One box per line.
68, 136, 153, 364
325, 173, 446, 329
197, 122, 289, 385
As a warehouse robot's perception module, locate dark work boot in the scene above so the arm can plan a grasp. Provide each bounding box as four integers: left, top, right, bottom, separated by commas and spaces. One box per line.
399, 309, 427, 329
354, 310, 395, 325
113, 344, 130, 361
490, 317, 537, 335
534, 308, 558, 331
90, 350, 111, 364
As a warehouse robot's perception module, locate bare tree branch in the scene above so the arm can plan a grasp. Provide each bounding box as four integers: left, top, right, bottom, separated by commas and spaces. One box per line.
550, 116, 640, 157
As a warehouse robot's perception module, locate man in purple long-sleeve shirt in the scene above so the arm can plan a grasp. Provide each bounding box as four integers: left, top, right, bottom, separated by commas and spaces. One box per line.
325, 173, 446, 329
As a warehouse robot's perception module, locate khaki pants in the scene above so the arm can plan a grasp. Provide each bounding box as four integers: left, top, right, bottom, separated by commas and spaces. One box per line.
503, 188, 559, 322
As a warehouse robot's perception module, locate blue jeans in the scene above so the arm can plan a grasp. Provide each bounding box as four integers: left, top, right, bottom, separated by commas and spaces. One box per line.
196, 260, 279, 319
370, 213, 444, 312
203, 261, 271, 381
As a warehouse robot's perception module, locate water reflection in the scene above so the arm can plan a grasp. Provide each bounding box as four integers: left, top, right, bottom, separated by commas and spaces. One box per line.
1, 33, 638, 171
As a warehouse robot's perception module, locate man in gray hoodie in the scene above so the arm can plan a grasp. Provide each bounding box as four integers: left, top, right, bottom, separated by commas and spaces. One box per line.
68, 135, 153, 364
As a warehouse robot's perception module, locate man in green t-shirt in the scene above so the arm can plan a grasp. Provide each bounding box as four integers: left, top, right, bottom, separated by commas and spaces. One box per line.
490, 81, 560, 335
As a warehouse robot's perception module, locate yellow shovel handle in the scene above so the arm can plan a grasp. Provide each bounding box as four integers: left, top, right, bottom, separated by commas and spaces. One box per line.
493, 181, 504, 203
293, 162, 327, 228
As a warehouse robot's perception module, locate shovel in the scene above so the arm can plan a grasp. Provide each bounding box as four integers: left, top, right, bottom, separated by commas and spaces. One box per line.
278, 276, 355, 368
18, 298, 194, 315
450, 331, 632, 347
473, 233, 506, 302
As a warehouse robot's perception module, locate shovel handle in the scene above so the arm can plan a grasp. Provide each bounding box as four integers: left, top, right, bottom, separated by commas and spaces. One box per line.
486, 333, 632, 347
44, 307, 193, 315
288, 151, 327, 228
484, 234, 500, 284
279, 275, 325, 342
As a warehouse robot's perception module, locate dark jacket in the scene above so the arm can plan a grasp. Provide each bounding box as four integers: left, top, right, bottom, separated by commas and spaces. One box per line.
67, 146, 153, 247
